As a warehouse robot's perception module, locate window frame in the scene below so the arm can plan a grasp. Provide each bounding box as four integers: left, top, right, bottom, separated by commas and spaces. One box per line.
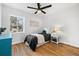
10, 15, 25, 33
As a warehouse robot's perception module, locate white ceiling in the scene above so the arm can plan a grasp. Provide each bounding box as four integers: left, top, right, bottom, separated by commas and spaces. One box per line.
2, 3, 77, 14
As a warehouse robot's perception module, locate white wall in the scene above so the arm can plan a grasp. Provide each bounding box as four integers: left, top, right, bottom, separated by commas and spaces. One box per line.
0, 4, 2, 27
42, 4, 79, 47
2, 5, 44, 44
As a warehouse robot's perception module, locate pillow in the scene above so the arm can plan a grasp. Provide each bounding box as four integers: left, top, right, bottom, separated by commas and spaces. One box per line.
43, 28, 48, 33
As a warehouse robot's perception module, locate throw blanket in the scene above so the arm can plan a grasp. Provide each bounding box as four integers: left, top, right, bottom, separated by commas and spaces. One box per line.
24, 35, 38, 51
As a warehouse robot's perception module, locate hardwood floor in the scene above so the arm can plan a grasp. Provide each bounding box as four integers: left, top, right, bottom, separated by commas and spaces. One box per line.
12, 42, 79, 56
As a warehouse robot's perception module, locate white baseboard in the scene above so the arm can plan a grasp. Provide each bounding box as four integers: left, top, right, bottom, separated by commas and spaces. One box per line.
12, 41, 24, 45
60, 41, 79, 48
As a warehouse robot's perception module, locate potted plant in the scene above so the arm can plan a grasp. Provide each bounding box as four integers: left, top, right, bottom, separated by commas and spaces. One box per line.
0, 28, 6, 35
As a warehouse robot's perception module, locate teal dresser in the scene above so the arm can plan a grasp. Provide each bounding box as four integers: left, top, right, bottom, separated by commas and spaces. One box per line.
0, 33, 12, 56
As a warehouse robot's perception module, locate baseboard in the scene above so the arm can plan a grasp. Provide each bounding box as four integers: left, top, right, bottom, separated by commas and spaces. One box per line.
60, 41, 79, 48
12, 41, 24, 45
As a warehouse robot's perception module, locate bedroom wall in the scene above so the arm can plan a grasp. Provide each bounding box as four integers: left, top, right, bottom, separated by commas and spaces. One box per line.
43, 4, 79, 47
1, 5, 44, 44
0, 4, 2, 27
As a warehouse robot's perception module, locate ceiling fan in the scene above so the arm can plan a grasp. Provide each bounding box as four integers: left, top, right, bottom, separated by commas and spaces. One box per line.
27, 3, 52, 14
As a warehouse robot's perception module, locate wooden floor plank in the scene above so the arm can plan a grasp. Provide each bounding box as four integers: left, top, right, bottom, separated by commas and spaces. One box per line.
12, 42, 79, 56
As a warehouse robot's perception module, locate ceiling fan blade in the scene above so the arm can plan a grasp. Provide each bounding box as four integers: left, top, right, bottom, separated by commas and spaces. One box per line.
37, 3, 40, 9
41, 5, 52, 9
34, 11, 38, 14
27, 6, 37, 9
41, 10, 46, 14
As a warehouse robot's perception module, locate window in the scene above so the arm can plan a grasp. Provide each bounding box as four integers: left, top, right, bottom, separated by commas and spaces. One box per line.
10, 16, 25, 33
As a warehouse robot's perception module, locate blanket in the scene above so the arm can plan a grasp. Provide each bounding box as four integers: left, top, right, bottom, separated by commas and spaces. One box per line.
24, 35, 38, 51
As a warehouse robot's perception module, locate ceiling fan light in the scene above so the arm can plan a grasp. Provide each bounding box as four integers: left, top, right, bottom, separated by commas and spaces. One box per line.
38, 10, 41, 13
